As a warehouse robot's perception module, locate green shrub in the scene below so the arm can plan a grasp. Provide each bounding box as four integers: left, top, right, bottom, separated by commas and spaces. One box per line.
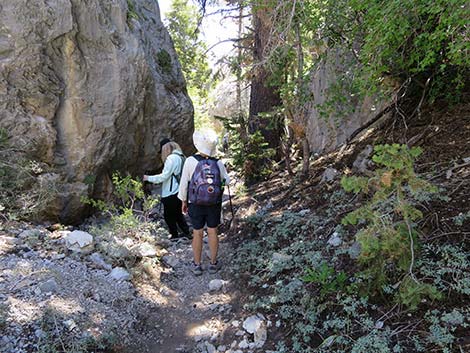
82, 172, 158, 230
350, 0, 470, 101
341, 144, 439, 307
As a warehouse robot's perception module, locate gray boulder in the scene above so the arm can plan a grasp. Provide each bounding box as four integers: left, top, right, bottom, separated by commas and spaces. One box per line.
0, 0, 194, 223
305, 48, 391, 154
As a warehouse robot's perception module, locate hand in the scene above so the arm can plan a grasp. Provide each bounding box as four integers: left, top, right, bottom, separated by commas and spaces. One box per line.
182, 201, 188, 215
143, 175, 148, 182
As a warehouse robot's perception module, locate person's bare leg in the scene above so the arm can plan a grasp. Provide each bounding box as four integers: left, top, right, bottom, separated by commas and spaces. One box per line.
207, 227, 218, 264
192, 229, 204, 264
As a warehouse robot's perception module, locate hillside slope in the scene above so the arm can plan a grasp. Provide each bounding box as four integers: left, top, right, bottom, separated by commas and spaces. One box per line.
222, 100, 470, 352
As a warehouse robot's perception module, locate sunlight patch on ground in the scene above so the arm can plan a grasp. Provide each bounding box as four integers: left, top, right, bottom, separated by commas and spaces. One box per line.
186, 317, 224, 339
48, 297, 84, 315
135, 282, 171, 306
6, 296, 41, 324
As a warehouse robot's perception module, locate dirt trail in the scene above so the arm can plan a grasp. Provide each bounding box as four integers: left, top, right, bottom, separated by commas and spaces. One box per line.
125, 233, 237, 353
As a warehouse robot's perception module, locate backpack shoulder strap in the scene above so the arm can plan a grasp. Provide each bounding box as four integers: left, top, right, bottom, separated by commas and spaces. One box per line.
193, 154, 218, 162
193, 154, 204, 162
169, 151, 186, 191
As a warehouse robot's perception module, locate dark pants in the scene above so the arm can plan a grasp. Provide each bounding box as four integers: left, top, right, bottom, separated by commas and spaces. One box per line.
161, 194, 190, 237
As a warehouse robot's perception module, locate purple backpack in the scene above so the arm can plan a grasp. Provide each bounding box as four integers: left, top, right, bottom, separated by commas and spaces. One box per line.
188, 155, 223, 206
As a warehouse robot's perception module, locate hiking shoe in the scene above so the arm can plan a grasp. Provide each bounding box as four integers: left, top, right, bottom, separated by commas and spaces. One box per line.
208, 261, 221, 274
191, 262, 203, 276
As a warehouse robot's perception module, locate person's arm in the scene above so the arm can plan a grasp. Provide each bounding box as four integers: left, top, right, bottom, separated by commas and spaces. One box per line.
178, 157, 193, 214
177, 157, 192, 202
143, 155, 175, 184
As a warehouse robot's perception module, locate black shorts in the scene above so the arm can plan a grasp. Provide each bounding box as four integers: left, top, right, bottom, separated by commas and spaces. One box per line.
188, 203, 222, 230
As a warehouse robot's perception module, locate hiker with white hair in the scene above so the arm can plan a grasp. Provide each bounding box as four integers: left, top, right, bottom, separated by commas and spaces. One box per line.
178, 129, 230, 276
143, 138, 191, 240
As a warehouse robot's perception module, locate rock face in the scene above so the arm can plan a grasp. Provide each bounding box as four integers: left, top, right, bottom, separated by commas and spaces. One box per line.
305, 49, 390, 154
0, 0, 193, 223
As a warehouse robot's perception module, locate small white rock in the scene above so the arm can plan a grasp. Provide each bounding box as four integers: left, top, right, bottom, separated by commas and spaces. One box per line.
109, 267, 130, 281
209, 279, 224, 292
89, 252, 112, 270
243, 315, 263, 334
321, 167, 339, 182
134, 242, 157, 257
39, 279, 58, 294
65, 230, 94, 252
327, 232, 342, 247
0, 236, 21, 245
162, 255, 179, 268
63, 319, 77, 331
205, 342, 217, 353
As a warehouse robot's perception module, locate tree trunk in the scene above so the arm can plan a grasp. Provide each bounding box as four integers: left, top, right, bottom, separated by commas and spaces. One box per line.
295, 20, 310, 177
235, 0, 248, 144
248, 1, 283, 159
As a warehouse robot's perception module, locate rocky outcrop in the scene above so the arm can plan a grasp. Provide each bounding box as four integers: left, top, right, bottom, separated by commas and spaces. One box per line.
0, 0, 193, 223
305, 49, 390, 154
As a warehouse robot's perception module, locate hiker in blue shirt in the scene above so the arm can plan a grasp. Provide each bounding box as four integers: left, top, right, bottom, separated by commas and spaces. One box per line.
143, 138, 191, 240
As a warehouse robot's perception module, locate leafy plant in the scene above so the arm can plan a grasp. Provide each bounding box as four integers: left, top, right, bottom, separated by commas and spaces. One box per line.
398, 276, 442, 310
418, 244, 470, 296
82, 172, 158, 230
302, 263, 348, 297
82, 173, 165, 268
452, 211, 470, 226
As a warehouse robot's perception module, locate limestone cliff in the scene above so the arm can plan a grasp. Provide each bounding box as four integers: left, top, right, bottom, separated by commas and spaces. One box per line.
0, 0, 193, 223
